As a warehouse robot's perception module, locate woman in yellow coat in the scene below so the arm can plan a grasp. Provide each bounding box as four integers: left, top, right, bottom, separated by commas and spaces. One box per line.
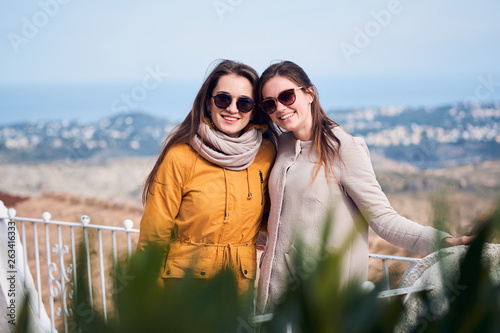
137, 60, 276, 295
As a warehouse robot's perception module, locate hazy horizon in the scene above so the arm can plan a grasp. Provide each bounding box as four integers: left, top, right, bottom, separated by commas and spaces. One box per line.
2, 74, 499, 126
2, 1, 500, 125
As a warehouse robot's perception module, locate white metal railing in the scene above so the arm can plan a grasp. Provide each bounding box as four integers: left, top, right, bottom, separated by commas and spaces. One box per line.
0, 201, 429, 332
368, 253, 422, 294
0, 201, 139, 333
252, 254, 430, 327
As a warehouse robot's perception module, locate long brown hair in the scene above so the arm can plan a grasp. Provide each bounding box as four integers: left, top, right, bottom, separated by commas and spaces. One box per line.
142, 59, 276, 204
258, 60, 342, 183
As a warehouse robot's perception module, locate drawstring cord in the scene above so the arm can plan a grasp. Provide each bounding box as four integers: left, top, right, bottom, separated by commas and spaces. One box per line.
246, 168, 252, 199
191, 168, 252, 268
223, 168, 229, 220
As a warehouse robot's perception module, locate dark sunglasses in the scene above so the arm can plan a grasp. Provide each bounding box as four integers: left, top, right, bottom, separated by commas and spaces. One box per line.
211, 93, 255, 113
258, 87, 303, 114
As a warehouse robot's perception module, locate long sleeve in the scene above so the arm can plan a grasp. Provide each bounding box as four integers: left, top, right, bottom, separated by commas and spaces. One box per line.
338, 132, 451, 256
137, 149, 184, 254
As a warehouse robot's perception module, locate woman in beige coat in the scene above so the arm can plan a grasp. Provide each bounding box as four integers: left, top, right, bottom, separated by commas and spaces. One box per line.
255, 60, 474, 314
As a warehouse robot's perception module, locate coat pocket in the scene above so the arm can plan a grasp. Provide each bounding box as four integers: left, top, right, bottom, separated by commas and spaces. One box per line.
162, 257, 214, 279
239, 257, 257, 280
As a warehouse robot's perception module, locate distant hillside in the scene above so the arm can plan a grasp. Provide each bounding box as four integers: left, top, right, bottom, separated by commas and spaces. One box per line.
0, 112, 175, 163
328, 102, 500, 168
1, 102, 499, 168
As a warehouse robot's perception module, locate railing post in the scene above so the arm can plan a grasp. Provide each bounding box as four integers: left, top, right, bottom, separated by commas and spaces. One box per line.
69, 221, 77, 328
43, 211, 56, 332
123, 219, 134, 267
112, 230, 119, 323
97, 229, 107, 324
81, 215, 93, 311
382, 258, 390, 291
56, 218, 72, 332
31, 213, 45, 320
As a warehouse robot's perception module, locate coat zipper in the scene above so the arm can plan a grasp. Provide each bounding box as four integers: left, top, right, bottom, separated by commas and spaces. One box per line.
259, 170, 264, 205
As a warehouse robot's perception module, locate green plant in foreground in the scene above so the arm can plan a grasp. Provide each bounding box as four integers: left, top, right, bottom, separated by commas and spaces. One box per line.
260, 212, 404, 333
261, 200, 500, 333
72, 244, 254, 333
409, 199, 500, 333
14, 198, 500, 333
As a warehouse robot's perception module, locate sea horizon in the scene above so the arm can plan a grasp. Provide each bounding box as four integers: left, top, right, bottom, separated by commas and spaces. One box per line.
1, 75, 499, 126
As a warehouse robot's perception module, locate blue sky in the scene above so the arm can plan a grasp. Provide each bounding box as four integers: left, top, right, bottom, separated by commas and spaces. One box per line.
1, 0, 500, 124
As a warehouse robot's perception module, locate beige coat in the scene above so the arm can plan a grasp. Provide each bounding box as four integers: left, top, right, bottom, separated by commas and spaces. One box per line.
257, 128, 451, 313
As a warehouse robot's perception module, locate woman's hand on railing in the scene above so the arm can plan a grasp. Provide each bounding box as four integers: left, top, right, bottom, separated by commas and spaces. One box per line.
441, 235, 476, 248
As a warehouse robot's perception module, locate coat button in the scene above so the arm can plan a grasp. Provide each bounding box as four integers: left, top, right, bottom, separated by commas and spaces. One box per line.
244, 270, 248, 275
200, 270, 206, 276
167, 270, 171, 275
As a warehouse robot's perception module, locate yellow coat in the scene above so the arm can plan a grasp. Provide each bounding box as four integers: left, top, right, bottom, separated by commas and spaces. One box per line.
138, 137, 276, 294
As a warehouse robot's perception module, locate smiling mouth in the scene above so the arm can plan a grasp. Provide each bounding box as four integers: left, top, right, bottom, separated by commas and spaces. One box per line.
221, 115, 239, 121
279, 112, 295, 120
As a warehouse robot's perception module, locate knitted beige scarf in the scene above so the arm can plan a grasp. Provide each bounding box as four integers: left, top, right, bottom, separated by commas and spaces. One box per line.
190, 122, 262, 171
